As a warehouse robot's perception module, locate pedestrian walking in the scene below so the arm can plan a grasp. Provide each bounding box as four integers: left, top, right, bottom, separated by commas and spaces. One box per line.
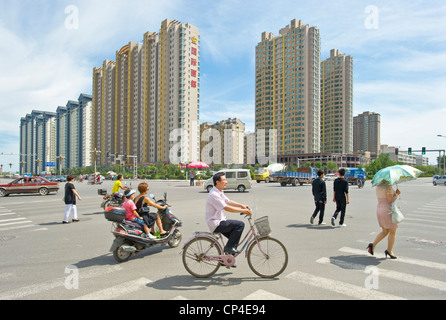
310, 170, 327, 225
367, 185, 401, 259
331, 168, 349, 227
63, 174, 82, 224
190, 171, 195, 186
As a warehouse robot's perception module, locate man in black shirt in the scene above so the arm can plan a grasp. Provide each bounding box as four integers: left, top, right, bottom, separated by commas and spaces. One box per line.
331, 168, 349, 227
310, 170, 327, 225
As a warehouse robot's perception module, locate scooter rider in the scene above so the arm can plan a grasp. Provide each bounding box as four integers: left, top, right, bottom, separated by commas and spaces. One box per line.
112, 174, 128, 194
205, 172, 252, 255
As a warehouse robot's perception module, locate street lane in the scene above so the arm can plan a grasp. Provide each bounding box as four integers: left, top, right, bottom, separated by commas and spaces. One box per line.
0, 177, 445, 300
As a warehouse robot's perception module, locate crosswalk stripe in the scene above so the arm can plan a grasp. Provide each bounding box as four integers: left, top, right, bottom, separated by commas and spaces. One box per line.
0, 217, 27, 224
339, 247, 446, 271
0, 265, 123, 300
73, 277, 152, 300
316, 257, 446, 292
0, 213, 16, 216
243, 289, 289, 300
286, 271, 405, 300
0, 225, 35, 231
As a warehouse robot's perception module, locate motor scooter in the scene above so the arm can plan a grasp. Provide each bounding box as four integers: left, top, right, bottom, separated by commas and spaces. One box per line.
98, 182, 131, 209
105, 192, 182, 263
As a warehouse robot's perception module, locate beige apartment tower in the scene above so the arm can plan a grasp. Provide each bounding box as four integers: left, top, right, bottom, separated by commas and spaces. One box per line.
255, 19, 321, 156
200, 118, 245, 165
321, 49, 353, 154
92, 19, 200, 165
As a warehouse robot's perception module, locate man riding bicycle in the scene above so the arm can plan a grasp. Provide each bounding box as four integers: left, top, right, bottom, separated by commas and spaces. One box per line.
205, 172, 252, 255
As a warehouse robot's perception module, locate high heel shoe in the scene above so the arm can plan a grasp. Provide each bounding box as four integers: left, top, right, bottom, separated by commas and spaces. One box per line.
367, 243, 374, 256
385, 250, 397, 259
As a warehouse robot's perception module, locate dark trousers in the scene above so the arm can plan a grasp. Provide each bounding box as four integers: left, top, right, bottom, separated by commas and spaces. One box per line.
214, 220, 245, 251
333, 198, 347, 224
312, 201, 325, 224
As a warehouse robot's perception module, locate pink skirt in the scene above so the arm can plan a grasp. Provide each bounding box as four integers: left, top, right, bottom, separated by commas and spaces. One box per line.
376, 202, 398, 229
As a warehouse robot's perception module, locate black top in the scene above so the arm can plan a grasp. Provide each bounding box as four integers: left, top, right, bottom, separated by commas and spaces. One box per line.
333, 177, 349, 200
64, 183, 76, 205
312, 177, 327, 202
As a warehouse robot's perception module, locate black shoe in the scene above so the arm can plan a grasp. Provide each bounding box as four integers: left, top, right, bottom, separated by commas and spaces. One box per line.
385, 250, 397, 259
224, 248, 240, 256
367, 243, 374, 256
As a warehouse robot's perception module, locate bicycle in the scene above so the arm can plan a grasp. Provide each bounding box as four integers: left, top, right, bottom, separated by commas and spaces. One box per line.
182, 214, 288, 278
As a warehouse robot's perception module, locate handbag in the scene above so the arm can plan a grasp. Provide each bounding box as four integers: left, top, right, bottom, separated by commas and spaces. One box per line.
389, 202, 404, 224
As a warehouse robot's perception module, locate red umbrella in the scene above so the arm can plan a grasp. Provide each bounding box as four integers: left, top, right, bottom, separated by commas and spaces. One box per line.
187, 161, 210, 169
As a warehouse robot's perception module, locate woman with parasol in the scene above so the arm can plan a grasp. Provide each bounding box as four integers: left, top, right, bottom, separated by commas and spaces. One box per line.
367, 165, 422, 259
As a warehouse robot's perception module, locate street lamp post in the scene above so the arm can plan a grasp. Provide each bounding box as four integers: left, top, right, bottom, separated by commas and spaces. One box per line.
20, 161, 26, 176
91, 148, 101, 175
35, 159, 42, 176
437, 135, 446, 176
57, 156, 65, 176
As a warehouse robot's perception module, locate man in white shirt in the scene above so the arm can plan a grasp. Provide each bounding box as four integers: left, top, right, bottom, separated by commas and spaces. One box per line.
205, 172, 252, 255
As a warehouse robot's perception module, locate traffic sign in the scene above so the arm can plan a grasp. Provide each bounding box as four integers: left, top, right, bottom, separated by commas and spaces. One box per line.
45, 162, 56, 167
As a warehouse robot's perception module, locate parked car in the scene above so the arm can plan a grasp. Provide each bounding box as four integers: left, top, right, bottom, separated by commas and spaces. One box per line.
46, 175, 57, 182
204, 169, 252, 193
55, 175, 66, 182
433, 176, 446, 186
0, 176, 59, 197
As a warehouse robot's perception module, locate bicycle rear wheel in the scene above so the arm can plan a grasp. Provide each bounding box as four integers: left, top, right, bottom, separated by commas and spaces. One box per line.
182, 237, 222, 278
247, 237, 288, 278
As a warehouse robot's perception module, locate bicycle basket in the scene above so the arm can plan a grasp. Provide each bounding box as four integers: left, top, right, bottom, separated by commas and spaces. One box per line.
254, 216, 271, 236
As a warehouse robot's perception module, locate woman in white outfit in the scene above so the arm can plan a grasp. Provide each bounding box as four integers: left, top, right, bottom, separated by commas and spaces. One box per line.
63, 174, 82, 224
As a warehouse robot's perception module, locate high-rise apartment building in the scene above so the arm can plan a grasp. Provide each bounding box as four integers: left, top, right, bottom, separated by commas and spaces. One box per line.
20, 111, 57, 174
93, 60, 116, 165
255, 19, 321, 156
19, 94, 92, 174
200, 118, 245, 165
353, 111, 381, 156
92, 19, 200, 165
321, 49, 353, 154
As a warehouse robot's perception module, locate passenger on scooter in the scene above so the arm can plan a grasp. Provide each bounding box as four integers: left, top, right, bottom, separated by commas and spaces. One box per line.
134, 182, 170, 238
122, 189, 156, 239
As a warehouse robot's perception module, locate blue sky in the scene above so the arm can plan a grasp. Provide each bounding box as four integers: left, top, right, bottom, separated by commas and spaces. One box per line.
1, 0, 446, 172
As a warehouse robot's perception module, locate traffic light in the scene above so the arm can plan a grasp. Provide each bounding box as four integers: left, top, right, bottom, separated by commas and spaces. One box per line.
422, 147, 426, 155
124, 153, 128, 161
106, 151, 110, 158
395, 148, 399, 155
408, 148, 412, 155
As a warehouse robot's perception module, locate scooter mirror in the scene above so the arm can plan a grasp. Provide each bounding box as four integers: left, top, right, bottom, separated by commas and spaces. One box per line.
149, 193, 155, 199
163, 192, 167, 200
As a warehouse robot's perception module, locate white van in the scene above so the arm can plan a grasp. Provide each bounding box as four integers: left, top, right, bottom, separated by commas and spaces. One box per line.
204, 169, 252, 193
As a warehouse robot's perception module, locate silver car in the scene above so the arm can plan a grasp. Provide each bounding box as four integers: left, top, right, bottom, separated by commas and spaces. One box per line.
433, 176, 446, 186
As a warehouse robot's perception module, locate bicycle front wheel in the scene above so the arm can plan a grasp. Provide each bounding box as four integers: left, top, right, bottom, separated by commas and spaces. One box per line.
247, 237, 288, 278
182, 237, 222, 278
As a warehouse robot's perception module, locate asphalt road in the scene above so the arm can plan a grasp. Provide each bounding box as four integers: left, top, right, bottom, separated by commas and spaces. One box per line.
0, 177, 445, 301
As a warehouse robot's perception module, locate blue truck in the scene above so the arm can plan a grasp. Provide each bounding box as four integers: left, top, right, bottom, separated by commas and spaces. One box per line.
344, 168, 366, 188
271, 167, 318, 186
